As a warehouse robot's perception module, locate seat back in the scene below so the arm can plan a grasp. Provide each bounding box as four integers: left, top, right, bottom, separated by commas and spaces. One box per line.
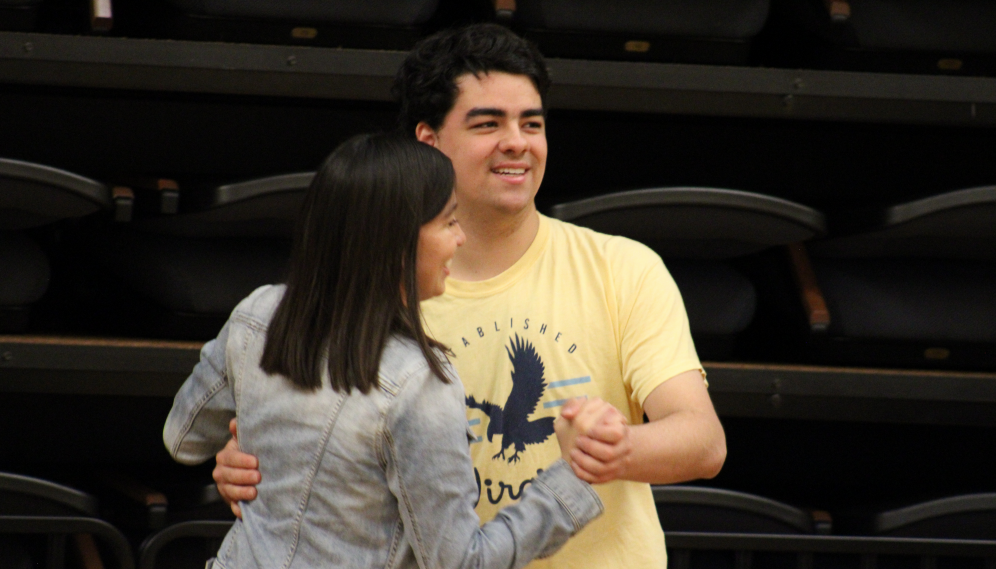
875, 494, 996, 540
654, 486, 819, 534
551, 187, 826, 259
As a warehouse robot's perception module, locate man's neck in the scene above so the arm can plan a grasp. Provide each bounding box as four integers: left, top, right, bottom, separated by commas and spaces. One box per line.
448, 204, 540, 282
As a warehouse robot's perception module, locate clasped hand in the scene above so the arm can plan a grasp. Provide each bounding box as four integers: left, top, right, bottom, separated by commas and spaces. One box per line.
554, 397, 632, 485
214, 399, 632, 518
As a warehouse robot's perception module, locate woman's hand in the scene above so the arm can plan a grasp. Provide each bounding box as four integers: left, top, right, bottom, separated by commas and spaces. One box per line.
212, 418, 262, 518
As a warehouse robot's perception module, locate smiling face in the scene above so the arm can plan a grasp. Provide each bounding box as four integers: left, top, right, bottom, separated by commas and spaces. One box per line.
416, 192, 465, 300
415, 72, 547, 219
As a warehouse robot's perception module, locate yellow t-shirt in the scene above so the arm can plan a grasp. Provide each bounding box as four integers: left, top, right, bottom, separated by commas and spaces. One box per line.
421, 214, 702, 569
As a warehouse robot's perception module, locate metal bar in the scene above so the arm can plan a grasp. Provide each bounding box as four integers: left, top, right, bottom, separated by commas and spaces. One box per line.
2, 32, 996, 126
704, 362, 996, 403
665, 533, 996, 556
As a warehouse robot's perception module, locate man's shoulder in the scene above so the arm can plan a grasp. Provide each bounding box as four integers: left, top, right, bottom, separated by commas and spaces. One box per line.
545, 215, 663, 270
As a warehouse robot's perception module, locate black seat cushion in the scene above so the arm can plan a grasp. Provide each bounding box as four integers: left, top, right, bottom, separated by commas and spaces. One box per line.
813, 257, 996, 343
0, 232, 49, 307
845, 0, 996, 53
517, 0, 770, 40
668, 260, 757, 337
167, 0, 439, 25
90, 229, 290, 315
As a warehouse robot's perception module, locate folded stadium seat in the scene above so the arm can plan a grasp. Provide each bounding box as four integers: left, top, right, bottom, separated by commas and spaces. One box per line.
551, 187, 826, 359
90, 469, 233, 569
162, 0, 440, 50
656, 486, 830, 569
655, 486, 831, 534
0, 158, 126, 332
779, 0, 996, 75
799, 185, 996, 370
872, 494, 996, 540
0, 0, 41, 31
78, 172, 312, 340
508, 0, 770, 64
0, 471, 134, 569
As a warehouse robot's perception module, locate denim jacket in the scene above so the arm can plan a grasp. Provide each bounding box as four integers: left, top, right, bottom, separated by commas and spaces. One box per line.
164, 285, 603, 569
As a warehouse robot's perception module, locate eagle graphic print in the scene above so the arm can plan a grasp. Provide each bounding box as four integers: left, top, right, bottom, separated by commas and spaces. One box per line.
465, 334, 555, 464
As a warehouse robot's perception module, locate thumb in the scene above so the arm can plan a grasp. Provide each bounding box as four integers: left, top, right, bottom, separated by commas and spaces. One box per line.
228, 418, 239, 442
560, 397, 584, 419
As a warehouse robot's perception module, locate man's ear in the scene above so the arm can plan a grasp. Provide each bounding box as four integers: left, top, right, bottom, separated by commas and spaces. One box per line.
415, 122, 439, 147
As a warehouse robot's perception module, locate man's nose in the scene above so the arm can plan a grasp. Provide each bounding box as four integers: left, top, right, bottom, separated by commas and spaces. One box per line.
499, 125, 529, 154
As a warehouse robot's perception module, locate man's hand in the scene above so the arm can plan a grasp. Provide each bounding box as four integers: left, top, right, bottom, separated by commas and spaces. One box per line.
558, 398, 631, 484
213, 418, 261, 519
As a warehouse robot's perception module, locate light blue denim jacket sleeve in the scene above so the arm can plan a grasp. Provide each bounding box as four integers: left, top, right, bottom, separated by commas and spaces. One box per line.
163, 321, 236, 465
385, 362, 604, 569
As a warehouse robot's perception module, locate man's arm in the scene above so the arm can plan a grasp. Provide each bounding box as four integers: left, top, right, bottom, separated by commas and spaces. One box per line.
564, 369, 726, 485
213, 399, 635, 517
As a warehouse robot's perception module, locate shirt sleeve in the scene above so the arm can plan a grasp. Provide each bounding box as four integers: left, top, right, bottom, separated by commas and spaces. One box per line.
383, 363, 603, 569
163, 319, 238, 465
606, 237, 704, 407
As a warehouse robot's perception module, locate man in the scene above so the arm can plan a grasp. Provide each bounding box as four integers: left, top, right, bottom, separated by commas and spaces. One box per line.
214, 23, 726, 568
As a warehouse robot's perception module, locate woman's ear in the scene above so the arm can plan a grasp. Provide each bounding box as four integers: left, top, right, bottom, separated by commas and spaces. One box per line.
415, 122, 439, 147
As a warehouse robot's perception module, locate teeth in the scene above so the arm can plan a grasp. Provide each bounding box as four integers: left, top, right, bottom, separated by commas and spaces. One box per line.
494, 168, 526, 175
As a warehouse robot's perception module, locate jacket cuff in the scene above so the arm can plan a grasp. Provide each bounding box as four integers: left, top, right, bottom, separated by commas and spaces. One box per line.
534, 459, 604, 532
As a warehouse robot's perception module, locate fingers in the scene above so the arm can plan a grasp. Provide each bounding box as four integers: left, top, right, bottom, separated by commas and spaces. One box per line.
569, 434, 632, 485
558, 398, 632, 484
228, 418, 239, 441
585, 411, 628, 444
213, 436, 261, 515
217, 437, 258, 469
565, 398, 610, 436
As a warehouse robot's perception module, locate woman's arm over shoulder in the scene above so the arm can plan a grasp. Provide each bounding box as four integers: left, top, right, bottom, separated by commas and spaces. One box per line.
383, 360, 603, 569
164, 319, 238, 465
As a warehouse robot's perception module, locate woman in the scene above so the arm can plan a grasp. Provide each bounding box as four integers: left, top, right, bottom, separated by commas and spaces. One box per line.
163, 133, 611, 569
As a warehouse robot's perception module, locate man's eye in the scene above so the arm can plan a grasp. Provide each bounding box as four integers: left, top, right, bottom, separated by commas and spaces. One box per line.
473, 121, 498, 129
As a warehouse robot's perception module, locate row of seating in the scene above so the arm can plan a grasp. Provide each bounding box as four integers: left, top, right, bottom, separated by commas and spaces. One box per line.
1, 468, 993, 569
1, 0, 995, 75
3, 156, 993, 369
554, 184, 996, 370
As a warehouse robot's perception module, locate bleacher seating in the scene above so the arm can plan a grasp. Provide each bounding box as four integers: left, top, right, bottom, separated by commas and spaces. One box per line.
2, 1, 995, 563
801, 185, 996, 370
873, 493, 996, 540
654, 486, 830, 534
162, 0, 441, 49
0, 158, 127, 332
74, 172, 311, 339
0, 471, 134, 569
0, 0, 40, 31
551, 187, 826, 359
780, 0, 996, 75
512, 0, 770, 64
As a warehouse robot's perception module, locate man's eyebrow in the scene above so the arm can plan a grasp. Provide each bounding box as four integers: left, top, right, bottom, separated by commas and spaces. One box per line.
521, 108, 545, 118
465, 108, 506, 120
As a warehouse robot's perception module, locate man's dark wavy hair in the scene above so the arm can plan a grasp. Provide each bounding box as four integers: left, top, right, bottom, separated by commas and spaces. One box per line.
393, 23, 550, 136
